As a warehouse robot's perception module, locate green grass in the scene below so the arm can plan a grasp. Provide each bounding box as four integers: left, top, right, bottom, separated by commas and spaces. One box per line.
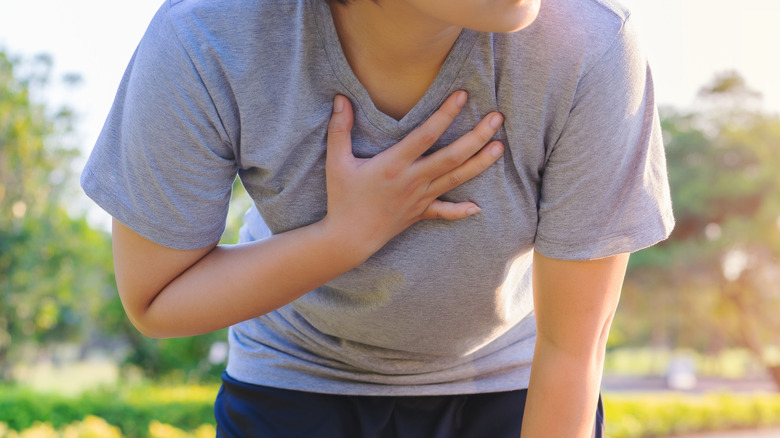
1, 382, 779, 437
604, 392, 780, 438
0, 383, 218, 438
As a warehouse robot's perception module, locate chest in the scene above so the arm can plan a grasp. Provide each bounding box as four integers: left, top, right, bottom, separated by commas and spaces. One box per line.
355, 65, 441, 121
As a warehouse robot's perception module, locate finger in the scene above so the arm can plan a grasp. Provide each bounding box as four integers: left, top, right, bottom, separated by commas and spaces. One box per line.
389, 91, 468, 163
326, 95, 355, 162
427, 141, 504, 196
415, 112, 503, 177
419, 199, 482, 221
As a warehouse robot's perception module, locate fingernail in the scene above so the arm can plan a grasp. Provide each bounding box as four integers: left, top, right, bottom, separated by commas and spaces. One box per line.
466, 206, 482, 215
489, 114, 503, 129
333, 96, 344, 113
490, 143, 504, 158
456, 91, 467, 107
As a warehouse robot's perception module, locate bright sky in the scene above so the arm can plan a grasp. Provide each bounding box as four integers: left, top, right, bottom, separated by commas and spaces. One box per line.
1, 0, 779, 226
621, 0, 780, 112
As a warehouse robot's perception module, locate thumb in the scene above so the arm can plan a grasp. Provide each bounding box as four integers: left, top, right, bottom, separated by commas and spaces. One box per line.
326, 95, 355, 162
420, 200, 482, 221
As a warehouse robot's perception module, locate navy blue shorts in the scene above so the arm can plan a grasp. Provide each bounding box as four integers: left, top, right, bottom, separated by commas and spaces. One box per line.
214, 372, 605, 437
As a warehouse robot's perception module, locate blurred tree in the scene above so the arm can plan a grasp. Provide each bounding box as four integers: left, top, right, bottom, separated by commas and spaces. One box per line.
0, 49, 247, 383
0, 50, 115, 380
622, 71, 780, 389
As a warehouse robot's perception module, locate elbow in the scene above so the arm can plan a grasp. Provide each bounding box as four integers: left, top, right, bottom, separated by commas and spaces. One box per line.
131, 318, 184, 339
537, 312, 616, 362
123, 299, 200, 339
133, 321, 172, 339
125, 311, 171, 339
593, 312, 617, 365
598, 312, 616, 351
119, 295, 175, 339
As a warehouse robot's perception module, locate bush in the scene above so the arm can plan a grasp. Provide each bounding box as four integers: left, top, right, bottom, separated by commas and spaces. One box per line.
0, 384, 218, 438
0, 417, 213, 438
1, 384, 779, 437
604, 392, 780, 438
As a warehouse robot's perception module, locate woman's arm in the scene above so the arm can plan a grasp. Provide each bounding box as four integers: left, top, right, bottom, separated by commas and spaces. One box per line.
112, 216, 364, 339
113, 92, 505, 338
521, 250, 629, 437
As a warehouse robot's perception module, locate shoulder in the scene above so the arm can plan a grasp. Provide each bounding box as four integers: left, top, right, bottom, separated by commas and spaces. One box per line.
166, 0, 305, 22
538, 0, 632, 48
162, 0, 309, 44
494, 0, 635, 76
141, 0, 317, 97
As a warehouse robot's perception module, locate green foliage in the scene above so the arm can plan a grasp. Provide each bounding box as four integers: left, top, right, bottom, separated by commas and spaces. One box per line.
0, 50, 117, 379
616, 73, 780, 387
604, 348, 765, 379
0, 416, 124, 438
0, 48, 236, 383
219, 177, 253, 246
0, 417, 214, 438
121, 330, 228, 382
605, 392, 780, 438
0, 384, 218, 438
2, 383, 780, 438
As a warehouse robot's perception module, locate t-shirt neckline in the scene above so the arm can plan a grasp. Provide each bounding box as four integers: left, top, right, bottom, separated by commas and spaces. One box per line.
312, 0, 478, 138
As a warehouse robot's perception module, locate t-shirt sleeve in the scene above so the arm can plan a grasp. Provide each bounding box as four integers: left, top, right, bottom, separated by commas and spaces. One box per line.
80, 3, 237, 250
533, 15, 675, 261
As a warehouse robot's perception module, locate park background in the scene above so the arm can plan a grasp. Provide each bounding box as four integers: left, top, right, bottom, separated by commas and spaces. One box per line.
1, 0, 780, 436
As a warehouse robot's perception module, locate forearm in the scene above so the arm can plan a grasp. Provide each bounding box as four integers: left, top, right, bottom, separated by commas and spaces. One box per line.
521, 335, 606, 437
135, 219, 367, 338
522, 250, 628, 437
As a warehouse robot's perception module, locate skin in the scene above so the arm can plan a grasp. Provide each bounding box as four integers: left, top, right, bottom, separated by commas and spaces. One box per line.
114, 1, 629, 437
523, 251, 629, 437
330, 0, 541, 119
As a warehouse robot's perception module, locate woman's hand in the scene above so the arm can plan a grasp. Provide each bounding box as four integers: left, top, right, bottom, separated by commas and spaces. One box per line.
322, 91, 504, 257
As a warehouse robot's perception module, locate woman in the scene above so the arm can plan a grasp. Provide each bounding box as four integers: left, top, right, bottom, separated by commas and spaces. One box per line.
82, 0, 674, 436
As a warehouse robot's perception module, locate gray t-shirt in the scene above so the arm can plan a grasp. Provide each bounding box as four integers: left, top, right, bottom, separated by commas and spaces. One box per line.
81, 0, 674, 395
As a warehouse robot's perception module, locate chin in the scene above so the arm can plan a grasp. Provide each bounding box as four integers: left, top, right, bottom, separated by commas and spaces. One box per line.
493, 0, 541, 33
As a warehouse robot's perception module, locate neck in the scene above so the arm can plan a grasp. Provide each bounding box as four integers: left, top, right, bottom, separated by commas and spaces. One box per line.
330, 1, 461, 74
329, 1, 462, 119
